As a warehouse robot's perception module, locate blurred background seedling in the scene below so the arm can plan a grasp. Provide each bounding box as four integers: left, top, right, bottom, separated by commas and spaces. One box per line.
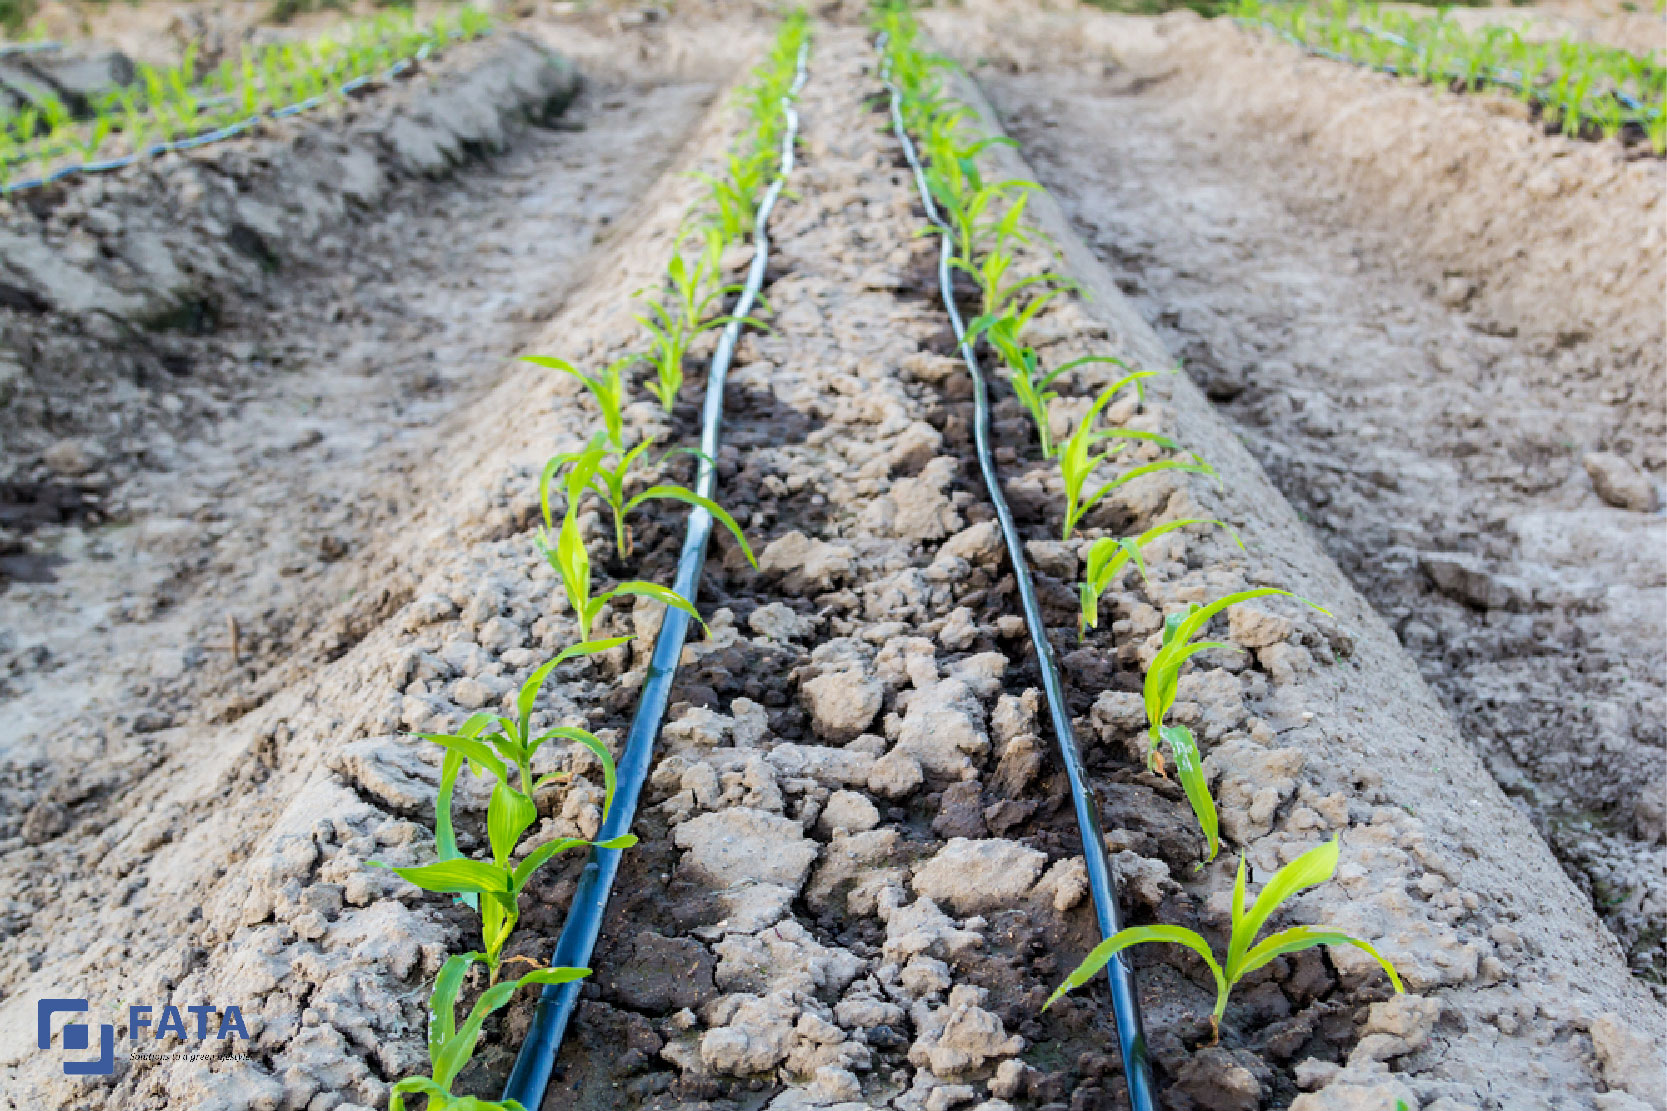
635, 231, 767, 412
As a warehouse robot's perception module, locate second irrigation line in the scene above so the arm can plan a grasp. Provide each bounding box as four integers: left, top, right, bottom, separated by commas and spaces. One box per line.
875, 31, 1158, 1111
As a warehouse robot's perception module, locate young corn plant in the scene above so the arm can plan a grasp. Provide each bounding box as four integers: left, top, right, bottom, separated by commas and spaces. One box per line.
387, 644, 637, 981
536, 457, 705, 641
388, 951, 589, 1111
1044, 836, 1403, 1039
694, 149, 771, 246
735, 17, 806, 159
426, 638, 629, 874
1143, 588, 1328, 861
541, 433, 757, 565
1077, 518, 1240, 638
951, 193, 1076, 323
1238, 0, 1667, 153
969, 303, 1125, 459
635, 231, 765, 413
75, 116, 113, 164
1056, 374, 1216, 541
926, 172, 1041, 279
522, 354, 635, 450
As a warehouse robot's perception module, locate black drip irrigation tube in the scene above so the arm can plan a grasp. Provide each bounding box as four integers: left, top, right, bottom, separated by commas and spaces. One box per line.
0, 33, 473, 197
874, 33, 1158, 1111
500, 37, 811, 1110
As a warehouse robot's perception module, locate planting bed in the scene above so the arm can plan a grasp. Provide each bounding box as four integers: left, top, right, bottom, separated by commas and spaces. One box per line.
926, 1, 1667, 989
1, 6, 1663, 1111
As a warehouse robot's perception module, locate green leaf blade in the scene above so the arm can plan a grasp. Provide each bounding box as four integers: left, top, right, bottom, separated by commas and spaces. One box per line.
1046, 924, 1225, 1011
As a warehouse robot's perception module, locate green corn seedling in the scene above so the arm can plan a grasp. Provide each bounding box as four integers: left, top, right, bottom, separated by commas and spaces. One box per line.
953, 238, 1073, 326
694, 150, 771, 246
76, 116, 112, 164
384, 806, 632, 984
1234, 0, 1666, 153
387, 952, 589, 1111
37, 95, 70, 142
953, 192, 1076, 320
0, 8, 499, 186
426, 637, 632, 880
735, 32, 802, 160
541, 433, 757, 564
1143, 588, 1328, 860
635, 232, 766, 412
938, 123, 1009, 199
926, 172, 1040, 276
536, 456, 705, 640
1056, 374, 1216, 541
523, 354, 635, 450
969, 304, 1125, 459
1044, 837, 1403, 1038
1077, 518, 1240, 638
636, 318, 691, 416
12, 107, 37, 148
389, 644, 637, 980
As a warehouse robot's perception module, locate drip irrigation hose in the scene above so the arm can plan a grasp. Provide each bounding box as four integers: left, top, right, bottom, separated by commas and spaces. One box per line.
500, 37, 810, 1109
875, 34, 1158, 1111
0, 35, 462, 197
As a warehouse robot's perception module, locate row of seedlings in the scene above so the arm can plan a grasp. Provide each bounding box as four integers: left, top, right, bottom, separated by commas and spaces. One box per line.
874, 1, 1405, 1054
369, 15, 810, 1110
0, 8, 493, 191
1234, 0, 1666, 153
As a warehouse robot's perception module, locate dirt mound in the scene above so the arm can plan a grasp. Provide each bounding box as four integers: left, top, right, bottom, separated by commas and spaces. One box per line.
0, 31, 578, 512
925, 0, 1667, 994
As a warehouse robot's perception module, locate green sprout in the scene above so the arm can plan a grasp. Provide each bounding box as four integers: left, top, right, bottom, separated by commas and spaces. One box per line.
523, 355, 635, 451
694, 150, 772, 245
969, 302, 1126, 459
387, 952, 589, 1111
1044, 837, 1403, 1038
535, 455, 705, 641
542, 433, 756, 565
1077, 518, 1240, 638
927, 172, 1040, 278
1056, 374, 1216, 541
75, 116, 112, 164
635, 232, 765, 413
386, 645, 637, 981
1143, 589, 1328, 860
947, 190, 1076, 324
